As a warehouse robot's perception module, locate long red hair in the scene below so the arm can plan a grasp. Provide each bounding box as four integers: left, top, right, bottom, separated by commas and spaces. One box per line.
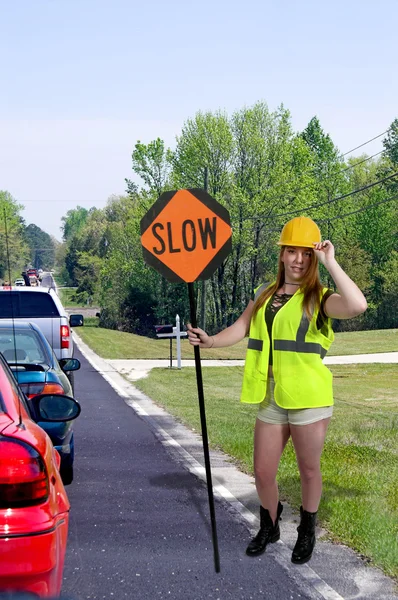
253, 246, 324, 320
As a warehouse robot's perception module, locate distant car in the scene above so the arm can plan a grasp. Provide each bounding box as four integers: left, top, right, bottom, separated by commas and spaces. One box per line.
28, 275, 38, 287
0, 320, 81, 484
0, 351, 80, 596
14, 278, 25, 286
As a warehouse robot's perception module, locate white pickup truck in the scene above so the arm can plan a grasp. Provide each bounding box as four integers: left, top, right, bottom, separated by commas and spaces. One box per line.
0, 287, 83, 389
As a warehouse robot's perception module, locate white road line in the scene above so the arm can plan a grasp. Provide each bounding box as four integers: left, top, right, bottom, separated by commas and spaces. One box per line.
75, 335, 345, 600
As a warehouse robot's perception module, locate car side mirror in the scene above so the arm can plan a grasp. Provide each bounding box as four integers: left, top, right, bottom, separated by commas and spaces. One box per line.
59, 358, 81, 372
70, 314, 84, 327
33, 394, 81, 422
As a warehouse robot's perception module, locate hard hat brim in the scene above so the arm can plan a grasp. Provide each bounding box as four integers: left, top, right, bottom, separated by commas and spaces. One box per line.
277, 241, 315, 248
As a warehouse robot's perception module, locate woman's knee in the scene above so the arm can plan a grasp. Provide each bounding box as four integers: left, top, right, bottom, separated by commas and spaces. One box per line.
299, 464, 321, 483
254, 463, 278, 487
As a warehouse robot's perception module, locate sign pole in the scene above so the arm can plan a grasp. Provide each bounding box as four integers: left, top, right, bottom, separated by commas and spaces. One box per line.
188, 282, 220, 573
199, 168, 208, 330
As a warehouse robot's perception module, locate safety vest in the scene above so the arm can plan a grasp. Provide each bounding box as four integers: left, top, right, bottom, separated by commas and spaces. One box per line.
240, 285, 334, 409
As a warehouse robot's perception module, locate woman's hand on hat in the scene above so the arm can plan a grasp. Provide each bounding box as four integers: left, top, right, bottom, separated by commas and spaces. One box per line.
186, 324, 213, 348
313, 240, 335, 265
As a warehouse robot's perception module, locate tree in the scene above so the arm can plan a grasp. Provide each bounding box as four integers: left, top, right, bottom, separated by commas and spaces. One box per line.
24, 224, 55, 269
230, 103, 317, 318
61, 206, 90, 241
126, 138, 172, 197
383, 118, 398, 165
171, 110, 233, 194
378, 118, 398, 196
0, 191, 29, 280
59, 104, 397, 334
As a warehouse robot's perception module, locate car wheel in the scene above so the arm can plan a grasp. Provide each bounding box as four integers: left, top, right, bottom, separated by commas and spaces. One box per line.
60, 465, 74, 485
66, 370, 75, 394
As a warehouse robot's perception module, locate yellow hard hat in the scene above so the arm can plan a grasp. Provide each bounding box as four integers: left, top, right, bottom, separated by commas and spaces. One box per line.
278, 216, 321, 248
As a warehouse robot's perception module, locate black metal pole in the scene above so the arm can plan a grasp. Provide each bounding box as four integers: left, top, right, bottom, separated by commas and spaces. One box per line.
188, 281, 220, 573
199, 168, 208, 330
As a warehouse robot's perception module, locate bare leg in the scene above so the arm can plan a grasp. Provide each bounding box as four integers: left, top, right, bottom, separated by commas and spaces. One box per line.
253, 419, 290, 522
290, 418, 331, 512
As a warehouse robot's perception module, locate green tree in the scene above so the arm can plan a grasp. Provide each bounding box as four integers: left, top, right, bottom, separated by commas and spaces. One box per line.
24, 224, 55, 270
383, 118, 398, 164
0, 191, 29, 280
59, 105, 397, 334
378, 118, 398, 197
231, 103, 317, 315
61, 206, 90, 241
171, 110, 233, 194
126, 138, 172, 197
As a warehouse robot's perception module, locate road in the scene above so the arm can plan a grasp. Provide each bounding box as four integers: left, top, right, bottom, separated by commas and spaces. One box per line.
62, 346, 323, 600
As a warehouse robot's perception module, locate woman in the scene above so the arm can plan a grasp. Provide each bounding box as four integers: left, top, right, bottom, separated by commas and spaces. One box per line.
187, 216, 367, 564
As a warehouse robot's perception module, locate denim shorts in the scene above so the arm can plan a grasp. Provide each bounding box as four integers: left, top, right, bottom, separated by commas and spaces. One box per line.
257, 378, 333, 426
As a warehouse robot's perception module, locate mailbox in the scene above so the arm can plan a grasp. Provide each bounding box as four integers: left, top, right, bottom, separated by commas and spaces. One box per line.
155, 325, 174, 337
154, 317, 187, 368
155, 325, 188, 339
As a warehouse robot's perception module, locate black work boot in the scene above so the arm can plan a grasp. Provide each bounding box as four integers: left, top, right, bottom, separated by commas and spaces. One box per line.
291, 506, 317, 564
246, 501, 283, 557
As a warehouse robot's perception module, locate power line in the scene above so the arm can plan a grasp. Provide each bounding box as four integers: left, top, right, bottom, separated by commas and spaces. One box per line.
230, 190, 398, 256
248, 193, 398, 248
240, 144, 389, 218
245, 127, 391, 201
340, 150, 384, 173
244, 170, 398, 222
316, 192, 398, 223
341, 130, 389, 157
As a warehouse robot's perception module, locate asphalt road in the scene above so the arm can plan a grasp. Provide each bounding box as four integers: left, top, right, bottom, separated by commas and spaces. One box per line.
61, 346, 324, 600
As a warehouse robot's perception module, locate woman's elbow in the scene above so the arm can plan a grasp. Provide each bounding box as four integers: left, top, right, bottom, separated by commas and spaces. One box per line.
351, 298, 368, 317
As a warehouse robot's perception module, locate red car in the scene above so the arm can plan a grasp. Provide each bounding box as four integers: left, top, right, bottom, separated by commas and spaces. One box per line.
0, 352, 80, 596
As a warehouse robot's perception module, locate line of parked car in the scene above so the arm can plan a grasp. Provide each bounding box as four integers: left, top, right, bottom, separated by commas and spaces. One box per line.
0, 277, 85, 596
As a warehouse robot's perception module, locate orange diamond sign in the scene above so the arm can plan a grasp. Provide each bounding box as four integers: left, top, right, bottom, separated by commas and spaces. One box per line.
140, 189, 232, 283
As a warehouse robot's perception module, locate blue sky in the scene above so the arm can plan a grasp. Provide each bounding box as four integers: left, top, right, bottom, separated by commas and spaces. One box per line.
1, 0, 397, 240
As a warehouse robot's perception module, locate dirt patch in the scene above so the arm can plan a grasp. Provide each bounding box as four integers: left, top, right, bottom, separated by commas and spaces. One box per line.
66, 307, 101, 318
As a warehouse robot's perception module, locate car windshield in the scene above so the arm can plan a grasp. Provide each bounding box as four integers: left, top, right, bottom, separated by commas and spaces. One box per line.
0, 329, 50, 365
0, 291, 59, 318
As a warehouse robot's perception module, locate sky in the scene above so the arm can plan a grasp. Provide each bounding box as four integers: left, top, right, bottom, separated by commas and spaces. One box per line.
1, 0, 397, 241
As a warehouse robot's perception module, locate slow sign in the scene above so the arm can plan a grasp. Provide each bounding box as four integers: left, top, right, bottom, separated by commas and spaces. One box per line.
140, 189, 232, 282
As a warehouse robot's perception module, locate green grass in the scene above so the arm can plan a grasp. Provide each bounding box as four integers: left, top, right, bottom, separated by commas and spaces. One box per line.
330, 328, 398, 355
84, 317, 100, 327
58, 287, 81, 307
76, 326, 398, 360
134, 363, 398, 578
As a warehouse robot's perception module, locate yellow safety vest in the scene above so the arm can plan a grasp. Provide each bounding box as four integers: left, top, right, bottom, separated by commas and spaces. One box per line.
240, 285, 334, 409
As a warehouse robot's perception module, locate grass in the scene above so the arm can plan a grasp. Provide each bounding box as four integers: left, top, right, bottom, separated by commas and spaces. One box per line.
133, 363, 398, 578
84, 317, 100, 327
75, 326, 398, 360
58, 287, 80, 307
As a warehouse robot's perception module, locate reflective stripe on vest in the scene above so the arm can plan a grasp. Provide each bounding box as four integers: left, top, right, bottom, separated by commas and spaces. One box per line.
249, 297, 328, 358
273, 313, 328, 358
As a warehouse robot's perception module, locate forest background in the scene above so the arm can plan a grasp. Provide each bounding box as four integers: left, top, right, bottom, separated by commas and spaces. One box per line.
2, 103, 397, 335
